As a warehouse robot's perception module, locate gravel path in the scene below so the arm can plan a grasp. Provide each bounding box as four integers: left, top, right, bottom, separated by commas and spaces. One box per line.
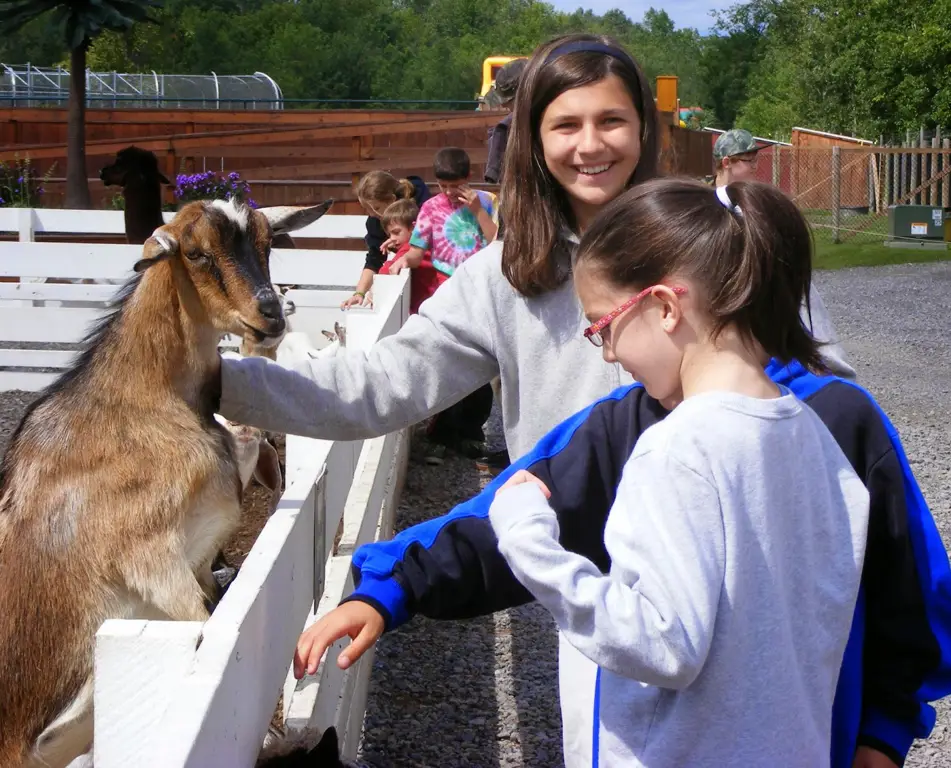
356, 261, 951, 767
0, 261, 947, 766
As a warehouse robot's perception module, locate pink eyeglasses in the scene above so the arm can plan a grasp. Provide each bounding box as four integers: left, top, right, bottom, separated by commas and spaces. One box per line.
583, 285, 687, 347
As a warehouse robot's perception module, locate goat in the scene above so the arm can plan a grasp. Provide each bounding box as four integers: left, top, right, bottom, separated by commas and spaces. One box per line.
99, 146, 169, 245
277, 323, 347, 368
214, 414, 282, 505
241, 284, 346, 366
0, 197, 332, 768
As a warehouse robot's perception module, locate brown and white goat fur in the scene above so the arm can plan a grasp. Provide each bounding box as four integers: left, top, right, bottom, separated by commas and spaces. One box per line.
0, 197, 332, 768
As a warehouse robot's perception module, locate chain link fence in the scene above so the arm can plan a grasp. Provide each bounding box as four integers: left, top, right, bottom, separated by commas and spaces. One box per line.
745, 137, 951, 245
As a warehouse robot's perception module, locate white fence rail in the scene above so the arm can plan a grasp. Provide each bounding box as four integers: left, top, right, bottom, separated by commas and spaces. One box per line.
0, 206, 368, 241
0, 209, 411, 765
0, 207, 374, 391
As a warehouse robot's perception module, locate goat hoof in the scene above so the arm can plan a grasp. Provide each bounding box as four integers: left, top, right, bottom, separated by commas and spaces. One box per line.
212, 565, 239, 592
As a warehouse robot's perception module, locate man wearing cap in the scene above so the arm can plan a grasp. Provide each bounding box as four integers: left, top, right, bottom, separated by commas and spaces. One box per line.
711, 128, 761, 187
484, 58, 528, 185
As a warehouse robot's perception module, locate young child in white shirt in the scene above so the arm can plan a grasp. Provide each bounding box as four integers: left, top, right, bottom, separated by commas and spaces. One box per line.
488, 178, 871, 767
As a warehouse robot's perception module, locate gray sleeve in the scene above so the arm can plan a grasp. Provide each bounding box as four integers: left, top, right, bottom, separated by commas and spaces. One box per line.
218, 265, 500, 440
803, 281, 857, 380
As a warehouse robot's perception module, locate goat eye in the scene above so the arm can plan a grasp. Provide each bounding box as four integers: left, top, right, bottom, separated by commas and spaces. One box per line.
185, 251, 207, 262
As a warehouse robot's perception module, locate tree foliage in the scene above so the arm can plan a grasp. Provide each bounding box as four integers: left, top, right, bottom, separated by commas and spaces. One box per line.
3, 0, 950, 140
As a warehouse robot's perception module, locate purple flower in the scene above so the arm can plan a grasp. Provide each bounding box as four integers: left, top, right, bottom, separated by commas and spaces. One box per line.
174, 168, 256, 207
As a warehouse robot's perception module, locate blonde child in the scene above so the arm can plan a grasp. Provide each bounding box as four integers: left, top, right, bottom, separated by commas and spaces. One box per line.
345, 170, 431, 309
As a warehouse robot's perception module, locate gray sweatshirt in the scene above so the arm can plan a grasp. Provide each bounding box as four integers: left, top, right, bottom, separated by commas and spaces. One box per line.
220, 238, 856, 461
488, 389, 870, 766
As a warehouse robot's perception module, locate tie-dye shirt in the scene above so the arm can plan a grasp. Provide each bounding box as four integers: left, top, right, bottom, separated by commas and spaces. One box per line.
409, 191, 498, 276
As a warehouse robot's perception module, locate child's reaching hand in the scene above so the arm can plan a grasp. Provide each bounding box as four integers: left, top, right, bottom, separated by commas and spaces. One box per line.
497, 469, 552, 498
293, 601, 386, 678
388, 255, 410, 275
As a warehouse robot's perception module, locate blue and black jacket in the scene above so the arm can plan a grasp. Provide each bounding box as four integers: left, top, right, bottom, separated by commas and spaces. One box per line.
344, 360, 951, 766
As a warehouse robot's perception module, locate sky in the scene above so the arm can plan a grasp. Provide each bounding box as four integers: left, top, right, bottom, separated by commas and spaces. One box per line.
547, 0, 732, 34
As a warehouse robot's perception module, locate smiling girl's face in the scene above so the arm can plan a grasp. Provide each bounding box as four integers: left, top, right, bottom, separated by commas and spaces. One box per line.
539, 74, 642, 232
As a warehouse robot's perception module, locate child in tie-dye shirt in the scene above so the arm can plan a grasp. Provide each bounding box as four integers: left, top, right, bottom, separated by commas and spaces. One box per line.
388, 147, 498, 278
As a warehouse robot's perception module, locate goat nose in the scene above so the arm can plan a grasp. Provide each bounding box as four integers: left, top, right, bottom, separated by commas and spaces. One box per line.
258, 294, 283, 322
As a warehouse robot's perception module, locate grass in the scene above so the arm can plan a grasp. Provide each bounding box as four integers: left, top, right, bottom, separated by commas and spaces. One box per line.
802, 207, 951, 270
814, 239, 951, 270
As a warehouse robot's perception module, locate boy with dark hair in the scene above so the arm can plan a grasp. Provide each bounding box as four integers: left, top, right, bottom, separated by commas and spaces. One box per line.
389, 146, 498, 279
388, 147, 499, 464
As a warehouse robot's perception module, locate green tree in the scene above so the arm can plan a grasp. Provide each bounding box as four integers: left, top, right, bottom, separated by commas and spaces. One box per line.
0, 0, 162, 208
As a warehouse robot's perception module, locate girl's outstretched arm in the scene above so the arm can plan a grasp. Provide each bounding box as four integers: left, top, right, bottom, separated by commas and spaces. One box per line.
217, 250, 499, 440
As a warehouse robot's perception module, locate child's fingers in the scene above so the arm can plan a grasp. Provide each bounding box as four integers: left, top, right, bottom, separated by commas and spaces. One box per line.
295, 623, 342, 678
500, 470, 552, 498
293, 635, 316, 679
533, 476, 552, 498
339, 624, 381, 669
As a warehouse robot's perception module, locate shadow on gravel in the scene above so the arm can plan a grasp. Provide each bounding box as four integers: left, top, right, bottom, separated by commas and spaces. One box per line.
358, 440, 502, 767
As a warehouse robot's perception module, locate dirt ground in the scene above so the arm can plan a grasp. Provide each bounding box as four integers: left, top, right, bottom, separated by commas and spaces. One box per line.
221, 433, 287, 568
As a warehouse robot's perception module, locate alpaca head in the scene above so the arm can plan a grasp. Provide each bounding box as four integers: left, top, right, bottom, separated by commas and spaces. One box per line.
100, 146, 170, 189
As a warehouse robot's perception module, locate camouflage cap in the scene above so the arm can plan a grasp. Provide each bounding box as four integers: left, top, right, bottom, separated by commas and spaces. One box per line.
494, 58, 529, 104
713, 129, 759, 162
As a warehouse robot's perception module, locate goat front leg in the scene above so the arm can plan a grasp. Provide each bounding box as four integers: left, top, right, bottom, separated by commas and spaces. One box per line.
120, 536, 211, 622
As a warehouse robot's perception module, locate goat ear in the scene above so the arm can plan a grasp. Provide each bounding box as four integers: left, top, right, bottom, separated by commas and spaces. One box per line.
259, 199, 335, 237
158, 171, 170, 185
133, 230, 178, 273
321, 329, 336, 341
253, 440, 283, 505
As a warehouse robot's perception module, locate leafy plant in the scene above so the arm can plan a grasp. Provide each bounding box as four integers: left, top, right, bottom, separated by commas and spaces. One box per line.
0, 157, 58, 208
174, 170, 258, 208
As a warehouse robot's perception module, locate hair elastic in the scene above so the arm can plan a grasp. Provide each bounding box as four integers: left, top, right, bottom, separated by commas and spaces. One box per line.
543, 40, 638, 70
716, 185, 743, 217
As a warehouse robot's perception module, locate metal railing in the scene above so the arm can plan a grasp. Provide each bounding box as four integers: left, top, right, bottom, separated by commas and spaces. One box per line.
0, 64, 286, 110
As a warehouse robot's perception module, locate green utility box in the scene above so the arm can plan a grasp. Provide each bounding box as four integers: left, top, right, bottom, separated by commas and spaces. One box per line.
887, 205, 951, 241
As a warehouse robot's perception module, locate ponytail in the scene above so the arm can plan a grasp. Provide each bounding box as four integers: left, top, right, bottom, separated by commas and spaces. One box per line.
355, 171, 417, 210
394, 178, 416, 200
722, 182, 824, 372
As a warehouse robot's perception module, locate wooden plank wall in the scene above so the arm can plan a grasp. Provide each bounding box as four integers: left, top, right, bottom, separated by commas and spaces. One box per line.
1, 107, 712, 211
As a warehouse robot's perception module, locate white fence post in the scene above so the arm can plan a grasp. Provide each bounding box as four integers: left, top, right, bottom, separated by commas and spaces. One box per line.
17, 207, 34, 242
94, 620, 203, 767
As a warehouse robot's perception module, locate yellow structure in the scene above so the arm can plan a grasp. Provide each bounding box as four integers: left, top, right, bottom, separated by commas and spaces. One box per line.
480, 56, 523, 97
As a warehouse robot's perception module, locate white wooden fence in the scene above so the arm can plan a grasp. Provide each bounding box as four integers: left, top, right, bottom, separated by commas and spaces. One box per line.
0, 207, 376, 391
0, 208, 412, 765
